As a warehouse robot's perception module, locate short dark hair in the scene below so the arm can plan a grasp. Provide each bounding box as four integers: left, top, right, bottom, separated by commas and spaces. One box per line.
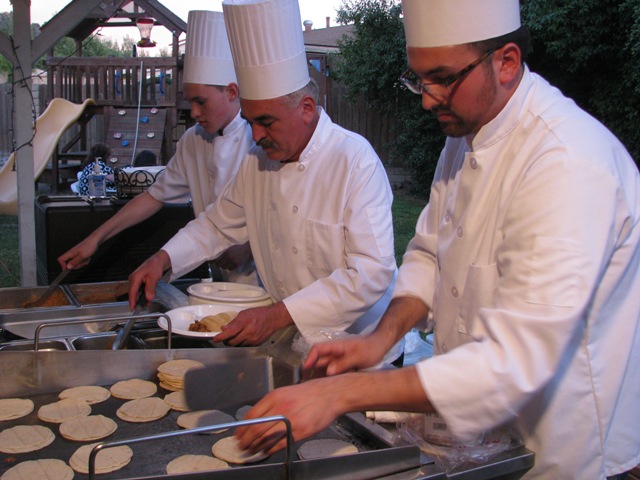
469, 25, 532, 63
133, 150, 157, 167
83, 142, 111, 167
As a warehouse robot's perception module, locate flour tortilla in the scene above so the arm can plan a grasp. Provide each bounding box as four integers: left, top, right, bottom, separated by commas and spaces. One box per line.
110, 378, 157, 399
177, 410, 235, 434
166, 454, 229, 474
0, 398, 34, 421
37, 398, 91, 423
69, 443, 133, 475
0, 425, 55, 453
1, 459, 74, 480
235, 405, 253, 421
59, 414, 117, 441
212, 436, 269, 464
116, 397, 170, 423
59, 385, 110, 405
163, 390, 190, 412
157, 359, 204, 391
297, 439, 358, 460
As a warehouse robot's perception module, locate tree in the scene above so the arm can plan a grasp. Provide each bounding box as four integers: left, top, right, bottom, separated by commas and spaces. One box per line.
333, 0, 443, 195
333, 0, 640, 196
521, 0, 640, 163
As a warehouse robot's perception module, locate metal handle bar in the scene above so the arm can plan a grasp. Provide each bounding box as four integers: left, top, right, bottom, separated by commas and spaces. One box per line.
33, 313, 172, 350
88, 415, 294, 479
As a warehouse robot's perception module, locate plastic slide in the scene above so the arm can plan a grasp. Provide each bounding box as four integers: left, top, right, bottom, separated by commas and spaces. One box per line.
0, 98, 96, 215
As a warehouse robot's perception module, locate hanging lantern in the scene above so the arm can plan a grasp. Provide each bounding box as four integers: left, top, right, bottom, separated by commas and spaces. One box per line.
136, 16, 157, 48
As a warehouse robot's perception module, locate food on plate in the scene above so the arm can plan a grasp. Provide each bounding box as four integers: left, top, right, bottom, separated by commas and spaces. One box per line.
0, 425, 55, 453
1, 458, 74, 480
188, 311, 238, 332
37, 398, 91, 424
166, 454, 229, 474
69, 443, 133, 474
0, 398, 34, 421
116, 397, 170, 423
212, 436, 269, 464
297, 438, 358, 460
59, 414, 117, 441
110, 378, 157, 399
177, 410, 235, 434
59, 385, 110, 405
235, 404, 253, 421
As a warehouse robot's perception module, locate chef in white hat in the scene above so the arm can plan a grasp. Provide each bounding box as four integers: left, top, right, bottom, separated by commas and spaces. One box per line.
59, 10, 257, 285
232, 1, 640, 478
128, 0, 403, 364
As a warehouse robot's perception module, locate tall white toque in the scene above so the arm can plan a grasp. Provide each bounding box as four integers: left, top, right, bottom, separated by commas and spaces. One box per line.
222, 0, 310, 100
183, 10, 237, 86
401, 0, 521, 48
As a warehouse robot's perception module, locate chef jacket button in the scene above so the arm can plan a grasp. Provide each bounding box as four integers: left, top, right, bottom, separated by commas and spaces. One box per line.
470, 157, 478, 169
298, 164, 305, 172
451, 286, 459, 297
444, 213, 451, 223
292, 205, 298, 214
441, 343, 448, 352
456, 226, 463, 237
292, 247, 298, 255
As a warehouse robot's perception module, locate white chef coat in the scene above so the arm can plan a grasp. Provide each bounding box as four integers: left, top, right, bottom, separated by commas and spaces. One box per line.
164, 108, 403, 359
394, 67, 640, 479
147, 111, 257, 283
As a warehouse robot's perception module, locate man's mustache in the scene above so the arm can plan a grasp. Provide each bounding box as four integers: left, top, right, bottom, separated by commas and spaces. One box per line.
258, 139, 277, 150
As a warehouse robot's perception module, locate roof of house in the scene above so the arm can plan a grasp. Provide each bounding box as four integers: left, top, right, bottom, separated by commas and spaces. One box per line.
303, 24, 354, 53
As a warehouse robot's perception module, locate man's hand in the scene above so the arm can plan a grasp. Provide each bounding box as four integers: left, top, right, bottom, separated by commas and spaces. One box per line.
128, 251, 171, 309
214, 301, 293, 346
58, 237, 99, 270
235, 378, 342, 455
303, 335, 388, 377
212, 242, 253, 271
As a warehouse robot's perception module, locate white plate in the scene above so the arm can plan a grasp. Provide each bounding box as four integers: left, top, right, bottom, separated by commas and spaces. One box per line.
187, 282, 271, 304
158, 304, 246, 338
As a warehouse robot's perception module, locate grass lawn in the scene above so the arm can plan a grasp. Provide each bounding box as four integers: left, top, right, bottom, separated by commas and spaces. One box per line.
0, 190, 426, 288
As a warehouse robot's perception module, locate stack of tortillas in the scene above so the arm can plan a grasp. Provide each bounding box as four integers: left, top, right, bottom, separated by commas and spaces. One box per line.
69, 443, 133, 475
157, 359, 204, 392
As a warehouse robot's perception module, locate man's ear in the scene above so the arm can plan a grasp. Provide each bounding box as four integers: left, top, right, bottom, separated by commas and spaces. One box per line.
300, 95, 317, 124
496, 43, 522, 86
226, 83, 240, 101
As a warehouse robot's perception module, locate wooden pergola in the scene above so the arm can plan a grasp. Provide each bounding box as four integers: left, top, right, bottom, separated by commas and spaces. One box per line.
0, 1, 186, 286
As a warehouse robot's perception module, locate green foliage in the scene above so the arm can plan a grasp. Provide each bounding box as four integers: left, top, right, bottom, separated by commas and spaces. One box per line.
521, 0, 640, 162
334, 0, 640, 196
334, 0, 443, 196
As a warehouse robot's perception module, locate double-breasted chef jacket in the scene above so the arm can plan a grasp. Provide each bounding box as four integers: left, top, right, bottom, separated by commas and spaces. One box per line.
163, 108, 403, 360
394, 67, 640, 479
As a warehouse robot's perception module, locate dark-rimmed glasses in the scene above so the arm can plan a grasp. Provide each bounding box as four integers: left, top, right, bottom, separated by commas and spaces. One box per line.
400, 47, 500, 97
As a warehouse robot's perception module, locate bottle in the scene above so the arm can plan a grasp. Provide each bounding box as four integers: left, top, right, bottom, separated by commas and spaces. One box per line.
88, 157, 106, 197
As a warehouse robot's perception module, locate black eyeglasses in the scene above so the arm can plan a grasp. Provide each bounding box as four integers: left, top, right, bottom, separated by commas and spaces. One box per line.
400, 47, 499, 97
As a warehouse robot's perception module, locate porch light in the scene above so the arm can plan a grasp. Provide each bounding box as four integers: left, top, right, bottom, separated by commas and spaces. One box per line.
136, 16, 157, 48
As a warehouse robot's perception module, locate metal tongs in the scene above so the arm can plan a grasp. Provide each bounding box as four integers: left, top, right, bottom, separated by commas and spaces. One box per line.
112, 269, 171, 350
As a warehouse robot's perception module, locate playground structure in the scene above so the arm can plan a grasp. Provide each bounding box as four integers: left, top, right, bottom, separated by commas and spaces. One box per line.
0, 98, 96, 215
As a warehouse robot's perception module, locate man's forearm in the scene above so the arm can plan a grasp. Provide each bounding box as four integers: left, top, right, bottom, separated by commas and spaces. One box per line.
369, 296, 430, 350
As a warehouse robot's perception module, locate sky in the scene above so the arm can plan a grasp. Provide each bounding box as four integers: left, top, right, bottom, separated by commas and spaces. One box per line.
0, 0, 344, 53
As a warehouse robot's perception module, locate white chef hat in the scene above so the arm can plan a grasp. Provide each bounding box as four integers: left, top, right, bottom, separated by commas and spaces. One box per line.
222, 0, 310, 100
401, 0, 521, 48
183, 10, 237, 86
